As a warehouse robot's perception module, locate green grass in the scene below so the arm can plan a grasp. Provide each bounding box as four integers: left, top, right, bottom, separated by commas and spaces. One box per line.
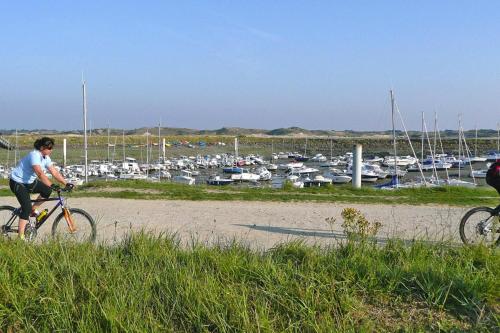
0, 235, 498, 331
2, 179, 494, 207
1, 178, 498, 207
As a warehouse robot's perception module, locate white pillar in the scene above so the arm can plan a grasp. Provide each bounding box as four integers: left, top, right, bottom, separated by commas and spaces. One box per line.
63, 138, 67, 168
352, 144, 362, 189
234, 137, 239, 159
162, 138, 166, 161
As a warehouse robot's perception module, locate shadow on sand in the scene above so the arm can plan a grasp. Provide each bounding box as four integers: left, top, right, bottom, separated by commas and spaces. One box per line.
232, 224, 429, 246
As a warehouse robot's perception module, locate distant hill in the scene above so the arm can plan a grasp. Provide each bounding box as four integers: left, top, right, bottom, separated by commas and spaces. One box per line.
0, 127, 498, 138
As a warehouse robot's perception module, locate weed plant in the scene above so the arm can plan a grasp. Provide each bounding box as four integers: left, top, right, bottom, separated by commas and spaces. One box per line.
0, 234, 498, 332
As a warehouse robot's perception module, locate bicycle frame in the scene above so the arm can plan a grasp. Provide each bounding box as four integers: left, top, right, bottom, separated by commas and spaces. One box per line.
2, 189, 73, 234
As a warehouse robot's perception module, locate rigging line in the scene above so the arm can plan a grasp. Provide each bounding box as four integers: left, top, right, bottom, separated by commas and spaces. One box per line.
422, 116, 439, 182
394, 101, 427, 186
459, 125, 476, 184
434, 113, 450, 180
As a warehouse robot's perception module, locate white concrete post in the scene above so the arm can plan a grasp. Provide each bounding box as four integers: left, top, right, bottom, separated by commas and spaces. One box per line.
352, 144, 362, 189
63, 138, 67, 168
162, 138, 166, 161
234, 137, 239, 159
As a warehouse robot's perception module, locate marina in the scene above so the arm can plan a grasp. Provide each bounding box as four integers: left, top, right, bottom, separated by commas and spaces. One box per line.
0, 140, 496, 190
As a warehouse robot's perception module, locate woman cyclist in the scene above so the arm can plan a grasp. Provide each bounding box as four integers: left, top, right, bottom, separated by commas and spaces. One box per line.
9, 137, 73, 240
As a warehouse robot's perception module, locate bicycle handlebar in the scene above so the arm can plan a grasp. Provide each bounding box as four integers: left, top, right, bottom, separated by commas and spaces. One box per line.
51, 184, 75, 193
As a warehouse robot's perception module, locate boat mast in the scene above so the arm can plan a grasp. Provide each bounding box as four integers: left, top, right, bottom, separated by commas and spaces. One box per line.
434, 112, 440, 180
146, 129, 149, 178
14, 129, 18, 166
112, 136, 117, 164
435, 113, 449, 181
421, 112, 424, 162
82, 79, 88, 183
390, 90, 397, 181
474, 124, 478, 157
6, 134, 10, 168
158, 120, 161, 162
330, 137, 333, 160
458, 114, 462, 179
122, 130, 125, 162
107, 124, 110, 162
497, 122, 499, 152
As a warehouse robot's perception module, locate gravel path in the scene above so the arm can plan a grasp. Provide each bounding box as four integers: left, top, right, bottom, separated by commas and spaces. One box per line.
1, 197, 470, 249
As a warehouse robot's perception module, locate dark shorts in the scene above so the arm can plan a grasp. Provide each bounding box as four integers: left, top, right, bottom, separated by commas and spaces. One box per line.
9, 178, 52, 220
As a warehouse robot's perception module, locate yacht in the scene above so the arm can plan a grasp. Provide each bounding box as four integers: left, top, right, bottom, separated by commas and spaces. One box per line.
255, 167, 272, 181
231, 169, 260, 182
119, 171, 148, 180
304, 175, 332, 187
382, 155, 418, 167
172, 170, 195, 185
206, 175, 233, 186
310, 154, 327, 162
485, 151, 500, 162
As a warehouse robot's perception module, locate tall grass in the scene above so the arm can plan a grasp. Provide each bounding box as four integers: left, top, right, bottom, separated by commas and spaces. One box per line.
0, 235, 498, 332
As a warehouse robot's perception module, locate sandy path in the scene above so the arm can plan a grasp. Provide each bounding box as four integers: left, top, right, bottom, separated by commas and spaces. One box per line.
1, 197, 470, 249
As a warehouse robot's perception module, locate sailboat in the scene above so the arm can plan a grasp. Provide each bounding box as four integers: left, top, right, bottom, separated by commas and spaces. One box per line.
377, 90, 426, 189
432, 114, 476, 187
294, 137, 310, 161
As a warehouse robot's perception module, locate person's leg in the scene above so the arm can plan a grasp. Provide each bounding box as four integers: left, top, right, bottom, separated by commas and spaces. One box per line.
28, 179, 51, 212
9, 179, 32, 237
30, 180, 52, 212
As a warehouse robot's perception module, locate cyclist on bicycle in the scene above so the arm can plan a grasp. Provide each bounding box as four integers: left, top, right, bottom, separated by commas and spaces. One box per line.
9, 137, 73, 240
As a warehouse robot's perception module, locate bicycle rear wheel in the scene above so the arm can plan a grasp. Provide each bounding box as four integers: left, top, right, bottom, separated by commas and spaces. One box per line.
459, 207, 500, 246
52, 208, 96, 243
0, 206, 17, 237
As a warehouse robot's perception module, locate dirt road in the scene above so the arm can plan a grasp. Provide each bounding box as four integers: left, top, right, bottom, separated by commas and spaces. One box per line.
2, 197, 469, 248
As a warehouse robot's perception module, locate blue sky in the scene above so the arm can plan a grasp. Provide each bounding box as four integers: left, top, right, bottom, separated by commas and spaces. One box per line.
0, 1, 499, 131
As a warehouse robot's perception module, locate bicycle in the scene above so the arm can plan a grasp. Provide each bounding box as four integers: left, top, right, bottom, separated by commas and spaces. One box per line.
0, 186, 96, 242
459, 204, 500, 246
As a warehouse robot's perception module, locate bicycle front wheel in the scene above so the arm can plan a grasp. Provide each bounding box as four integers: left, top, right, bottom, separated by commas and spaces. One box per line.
52, 208, 96, 243
459, 207, 500, 246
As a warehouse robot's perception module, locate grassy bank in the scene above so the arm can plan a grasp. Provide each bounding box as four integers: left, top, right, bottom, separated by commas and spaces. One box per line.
1, 179, 497, 207
0, 235, 498, 331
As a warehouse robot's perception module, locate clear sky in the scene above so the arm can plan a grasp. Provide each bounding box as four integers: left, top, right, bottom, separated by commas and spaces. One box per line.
1, 1, 499, 131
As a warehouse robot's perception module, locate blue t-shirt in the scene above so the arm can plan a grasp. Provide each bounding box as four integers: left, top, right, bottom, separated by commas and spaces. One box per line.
10, 150, 53, 184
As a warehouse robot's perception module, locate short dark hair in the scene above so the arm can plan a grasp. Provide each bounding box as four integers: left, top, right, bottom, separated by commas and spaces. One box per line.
34, 137, 55, 150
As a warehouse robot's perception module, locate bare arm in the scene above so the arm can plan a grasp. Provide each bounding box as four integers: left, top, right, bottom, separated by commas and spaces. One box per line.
47, 165, 67, 186
33, 165, 54, 187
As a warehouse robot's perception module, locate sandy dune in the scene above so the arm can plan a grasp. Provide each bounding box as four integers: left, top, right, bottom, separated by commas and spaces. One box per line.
1, 197, 470, 249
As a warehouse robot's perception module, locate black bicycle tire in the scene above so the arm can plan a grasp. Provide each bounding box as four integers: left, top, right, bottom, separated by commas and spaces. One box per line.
0, 205, 16, 212
51, 208, 97, 243
459, 207, 500, 246
0, 206, 17, 236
